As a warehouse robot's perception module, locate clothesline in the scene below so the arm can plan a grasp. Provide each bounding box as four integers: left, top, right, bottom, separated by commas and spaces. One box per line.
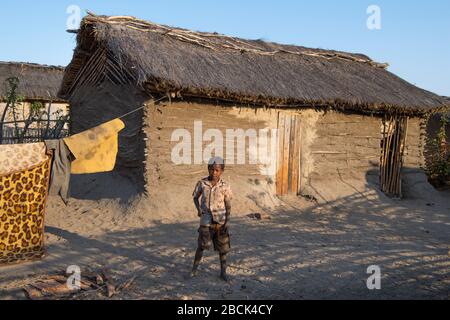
0, 96, 143, 264
118, 96, 168, 121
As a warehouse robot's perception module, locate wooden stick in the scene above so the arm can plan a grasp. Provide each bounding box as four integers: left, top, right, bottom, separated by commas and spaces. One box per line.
276, 113, 285, 196
282, 115, 291, 195
381, 117, 394, 193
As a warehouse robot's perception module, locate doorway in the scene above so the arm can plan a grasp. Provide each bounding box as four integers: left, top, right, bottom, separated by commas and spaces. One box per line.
276, 112, 302, 196
380, 115, 408, 198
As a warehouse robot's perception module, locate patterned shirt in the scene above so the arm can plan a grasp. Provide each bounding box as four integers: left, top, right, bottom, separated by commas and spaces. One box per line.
192, 177, 232, 226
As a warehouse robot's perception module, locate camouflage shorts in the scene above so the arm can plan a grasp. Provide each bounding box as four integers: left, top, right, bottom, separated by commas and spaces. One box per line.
198, 224, 230, 254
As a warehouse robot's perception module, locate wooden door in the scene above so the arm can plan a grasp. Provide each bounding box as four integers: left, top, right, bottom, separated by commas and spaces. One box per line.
276, 113, 302, 196
380, 116, 408, 198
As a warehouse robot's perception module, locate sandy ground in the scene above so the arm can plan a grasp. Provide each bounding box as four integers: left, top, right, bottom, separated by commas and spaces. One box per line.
0, 181, 449, 300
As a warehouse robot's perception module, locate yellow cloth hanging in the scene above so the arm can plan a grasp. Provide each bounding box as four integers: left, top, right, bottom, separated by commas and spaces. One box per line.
63, 119, 125, 174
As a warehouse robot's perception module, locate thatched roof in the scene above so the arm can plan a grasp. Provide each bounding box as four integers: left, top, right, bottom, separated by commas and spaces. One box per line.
60, 14, 448, 115
0, 62, 66, 102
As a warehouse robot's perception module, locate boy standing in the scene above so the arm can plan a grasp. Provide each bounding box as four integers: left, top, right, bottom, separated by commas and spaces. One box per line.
190, 157, 232, 282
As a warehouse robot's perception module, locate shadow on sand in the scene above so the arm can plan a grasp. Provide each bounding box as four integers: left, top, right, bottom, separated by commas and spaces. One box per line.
1, 168, 449, 299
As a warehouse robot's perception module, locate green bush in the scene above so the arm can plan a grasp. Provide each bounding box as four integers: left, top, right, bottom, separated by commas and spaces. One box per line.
427, 115, 450, 182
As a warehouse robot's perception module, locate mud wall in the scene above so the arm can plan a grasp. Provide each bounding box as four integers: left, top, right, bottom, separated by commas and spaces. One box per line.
284, 110, 381, 201
143, 100, 281, 217
403, 117, 426, 172
68, 83, 148, 194
280, 110, 426, 202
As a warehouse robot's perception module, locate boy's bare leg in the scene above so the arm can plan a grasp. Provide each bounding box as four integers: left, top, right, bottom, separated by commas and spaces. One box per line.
220, 253, 228, 282
191, 248, 204, 277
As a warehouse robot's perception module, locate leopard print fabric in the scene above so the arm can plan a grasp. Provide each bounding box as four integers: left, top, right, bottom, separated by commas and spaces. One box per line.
0, 143, 47, 176
0, 155, 52, 265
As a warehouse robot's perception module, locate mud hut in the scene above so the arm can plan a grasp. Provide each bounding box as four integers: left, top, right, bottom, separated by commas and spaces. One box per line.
59, 14, 448, 208
0, 62, 66, 101
0, 62, 69, 143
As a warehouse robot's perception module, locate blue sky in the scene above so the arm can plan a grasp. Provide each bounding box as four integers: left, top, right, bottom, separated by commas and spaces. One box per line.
0, 0, 449, 96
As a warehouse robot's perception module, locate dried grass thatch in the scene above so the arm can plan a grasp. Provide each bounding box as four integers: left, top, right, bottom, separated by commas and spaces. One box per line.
0, 62, 66, 102
59, 14, 448, 116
